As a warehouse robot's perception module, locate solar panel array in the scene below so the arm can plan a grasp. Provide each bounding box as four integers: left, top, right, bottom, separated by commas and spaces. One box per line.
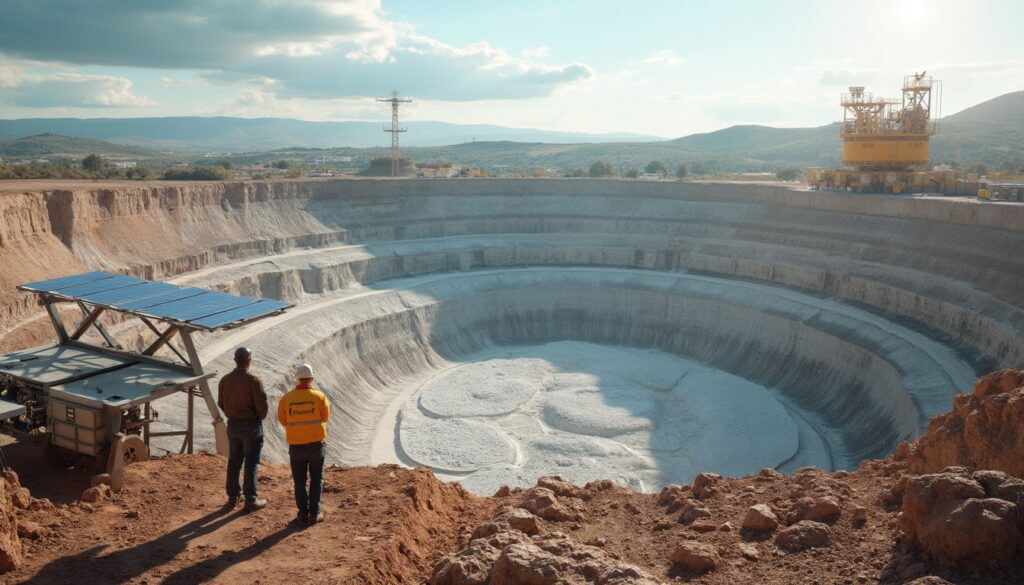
19, 271, 292, 331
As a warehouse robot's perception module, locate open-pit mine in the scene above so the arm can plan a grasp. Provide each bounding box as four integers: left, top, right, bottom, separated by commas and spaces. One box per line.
2, 178, 1021, 495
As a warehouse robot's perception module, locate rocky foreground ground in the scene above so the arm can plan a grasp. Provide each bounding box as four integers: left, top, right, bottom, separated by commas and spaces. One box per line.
0, 369, 1021, 584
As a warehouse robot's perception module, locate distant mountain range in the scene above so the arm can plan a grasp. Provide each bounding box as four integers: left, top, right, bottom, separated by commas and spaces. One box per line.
0, 118, 661, 152
1, 90, 1020, 173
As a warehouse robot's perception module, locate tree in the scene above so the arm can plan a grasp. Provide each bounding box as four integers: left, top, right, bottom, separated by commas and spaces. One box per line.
690, 162, 707, 176
644, 160, 668, 176
273, 160, 291, 170
588, 160, 613, 177
625, 169, 640, 179
566, 167, 587, 178
775, 167, 799, 181
676, 162, 689, 180
81, 153, 107, 174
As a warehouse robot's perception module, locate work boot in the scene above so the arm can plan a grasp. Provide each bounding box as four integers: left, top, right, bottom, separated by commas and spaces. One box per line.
243, 497, 268, 512
224, 495, 240, 510
311, 510, 325, 524
295, 512, 308, 526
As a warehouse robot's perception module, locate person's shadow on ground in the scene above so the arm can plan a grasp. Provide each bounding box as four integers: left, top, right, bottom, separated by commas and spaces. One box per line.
22, 505, 299, 585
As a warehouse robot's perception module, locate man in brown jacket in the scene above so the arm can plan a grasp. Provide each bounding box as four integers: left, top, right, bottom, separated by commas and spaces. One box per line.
217, 346, 269, 511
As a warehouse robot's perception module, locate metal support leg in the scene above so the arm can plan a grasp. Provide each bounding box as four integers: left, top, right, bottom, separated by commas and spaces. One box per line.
139, 316, 189, 364
180, 330, 228, 456
44, 301, 69, 343
143, 402, 151, 448
77, 302, 121, 349
185, 387, 195, 455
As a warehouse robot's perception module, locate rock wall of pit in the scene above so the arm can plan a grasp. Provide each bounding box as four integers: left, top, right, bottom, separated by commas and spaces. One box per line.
1, 179, 1021, 473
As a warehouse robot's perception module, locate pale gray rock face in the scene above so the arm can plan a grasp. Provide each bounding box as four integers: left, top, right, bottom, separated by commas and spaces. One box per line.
124, 180, 1018, 494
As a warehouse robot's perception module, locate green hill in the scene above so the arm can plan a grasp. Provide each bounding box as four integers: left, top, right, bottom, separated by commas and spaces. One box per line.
930, 91, 1024, 169
0, 133, 160, 160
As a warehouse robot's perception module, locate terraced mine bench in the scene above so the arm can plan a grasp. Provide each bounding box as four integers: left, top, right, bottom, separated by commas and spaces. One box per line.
0, 271, 291, 488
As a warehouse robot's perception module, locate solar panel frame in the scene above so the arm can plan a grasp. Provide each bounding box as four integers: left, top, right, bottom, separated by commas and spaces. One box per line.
17, 271, 293, 331
17, 271, 113, 293
188, 299, 291, 329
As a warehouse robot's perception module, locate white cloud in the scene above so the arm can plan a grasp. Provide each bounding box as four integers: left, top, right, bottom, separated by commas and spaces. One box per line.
0, 67, 153, 108
0, 0, 592, 102
640, 50, 684, 67
797, 59, 884, 86
159, 76, 205, 88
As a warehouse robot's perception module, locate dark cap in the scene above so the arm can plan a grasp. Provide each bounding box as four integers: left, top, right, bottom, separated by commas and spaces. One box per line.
233, 347, 253, 363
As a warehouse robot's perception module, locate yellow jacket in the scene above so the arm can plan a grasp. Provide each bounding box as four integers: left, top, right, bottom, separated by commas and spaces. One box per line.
277, 385, 331, 445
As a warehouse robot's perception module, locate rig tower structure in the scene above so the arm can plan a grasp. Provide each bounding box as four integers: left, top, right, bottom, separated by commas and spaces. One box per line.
840, 72, 941, 171
377, 90, 412, 177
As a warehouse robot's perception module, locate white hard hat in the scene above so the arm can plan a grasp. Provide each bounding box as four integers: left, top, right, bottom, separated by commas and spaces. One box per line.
296, 363, 314, 379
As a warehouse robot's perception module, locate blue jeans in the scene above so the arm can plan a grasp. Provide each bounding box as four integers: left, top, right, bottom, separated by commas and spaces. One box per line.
289, 441, 325, 516
226, 419, 263, 501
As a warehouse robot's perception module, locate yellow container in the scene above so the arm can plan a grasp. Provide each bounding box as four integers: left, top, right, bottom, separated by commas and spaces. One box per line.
842, 136, 929, 168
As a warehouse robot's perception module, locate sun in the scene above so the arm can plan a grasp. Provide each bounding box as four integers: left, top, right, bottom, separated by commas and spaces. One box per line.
898, 0, 927, 24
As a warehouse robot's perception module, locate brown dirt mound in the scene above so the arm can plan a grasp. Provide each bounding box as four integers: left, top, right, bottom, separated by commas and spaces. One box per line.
4, 453, 494, 585
905, 369, 1024, 476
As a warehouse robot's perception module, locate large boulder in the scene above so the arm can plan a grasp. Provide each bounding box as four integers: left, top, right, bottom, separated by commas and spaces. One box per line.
430, 540, 501, 585
907, 369, 1024, 477
899, 469, 1022, 565
489, 543, 569, 585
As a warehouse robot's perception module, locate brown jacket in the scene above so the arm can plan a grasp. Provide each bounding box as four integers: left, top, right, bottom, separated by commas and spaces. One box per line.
217, 368, 269, 421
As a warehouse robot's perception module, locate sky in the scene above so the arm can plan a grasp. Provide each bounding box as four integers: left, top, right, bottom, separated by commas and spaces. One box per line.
0, 0, 1022, 138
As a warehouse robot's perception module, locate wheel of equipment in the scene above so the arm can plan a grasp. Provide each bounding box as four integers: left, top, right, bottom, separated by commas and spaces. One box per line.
120, 435, 149, 464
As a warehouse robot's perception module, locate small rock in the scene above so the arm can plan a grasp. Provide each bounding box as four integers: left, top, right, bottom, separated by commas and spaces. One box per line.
786, 497, 841, 524
80, 485, 111, 504
690, 522, 716, 533
90, 474, 112, 488
10, 488, 31, 510
852, 506, 867, 526
493, 485, 511, 498
584, 479, 614, 491
17, 520, 43, 540
719, 521, 733, 532
679, 500, 711, 524
672, 541, 719, 574
737, 543, 760, 561
657, 484, 690, 506
492, 508, 541, 536
536, 476, 582, 498
692, 473, 722, 499
775, 521, 831, 552
743, 504, 779, 532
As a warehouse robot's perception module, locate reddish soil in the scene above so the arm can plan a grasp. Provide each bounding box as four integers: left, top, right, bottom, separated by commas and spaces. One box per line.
3, 447, 494, 585
529, 462, 1024, 584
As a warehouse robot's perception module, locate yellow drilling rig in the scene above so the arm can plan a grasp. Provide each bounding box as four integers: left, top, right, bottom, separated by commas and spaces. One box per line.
807, 73, 1004, 198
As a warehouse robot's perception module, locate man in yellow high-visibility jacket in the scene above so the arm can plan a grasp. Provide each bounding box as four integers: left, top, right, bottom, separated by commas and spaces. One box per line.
278, 363, 331, 525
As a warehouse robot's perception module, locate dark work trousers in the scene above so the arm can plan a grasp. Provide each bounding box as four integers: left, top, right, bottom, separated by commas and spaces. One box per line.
289, 441, 326, 516
226, 419, 264, 501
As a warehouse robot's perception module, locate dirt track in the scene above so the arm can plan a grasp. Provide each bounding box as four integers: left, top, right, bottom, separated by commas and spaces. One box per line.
3, 448, 493, 585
